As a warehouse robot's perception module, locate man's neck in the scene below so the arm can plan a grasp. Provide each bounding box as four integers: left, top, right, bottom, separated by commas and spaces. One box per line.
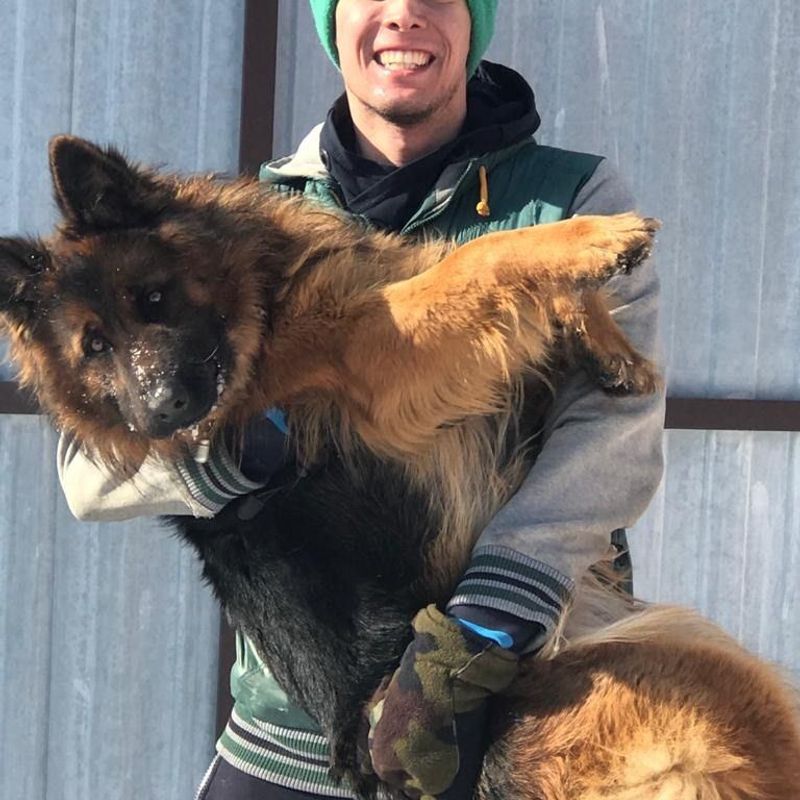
348, 100, 467, 168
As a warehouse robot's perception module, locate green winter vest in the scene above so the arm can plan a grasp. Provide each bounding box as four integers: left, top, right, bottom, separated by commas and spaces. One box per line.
231, 140, 604, 733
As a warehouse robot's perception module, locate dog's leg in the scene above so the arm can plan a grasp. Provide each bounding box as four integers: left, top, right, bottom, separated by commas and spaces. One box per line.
263, 214, 658, 458
343, 213, 658, 456
553, 288, 660, 395
387, 212, 659, 310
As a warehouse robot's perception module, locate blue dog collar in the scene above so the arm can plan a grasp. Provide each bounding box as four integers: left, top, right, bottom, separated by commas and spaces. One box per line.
265, 407, 288, 434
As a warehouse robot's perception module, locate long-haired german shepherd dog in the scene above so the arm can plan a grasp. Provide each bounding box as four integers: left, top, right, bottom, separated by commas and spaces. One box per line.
1, 136, 799, 799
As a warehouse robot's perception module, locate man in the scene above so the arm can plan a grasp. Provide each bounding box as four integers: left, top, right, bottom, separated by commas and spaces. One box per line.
59, 1, 664, 798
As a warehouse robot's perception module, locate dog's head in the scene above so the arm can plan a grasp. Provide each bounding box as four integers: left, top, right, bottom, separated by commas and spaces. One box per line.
0, 136, 267, 463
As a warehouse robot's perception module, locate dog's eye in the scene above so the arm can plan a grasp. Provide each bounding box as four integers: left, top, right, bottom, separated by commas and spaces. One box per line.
27, 252, 44, 269
83, 331, 112, 358
136, 286, 169, 324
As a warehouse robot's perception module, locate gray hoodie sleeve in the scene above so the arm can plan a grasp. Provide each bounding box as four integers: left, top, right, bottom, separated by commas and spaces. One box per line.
446, 158, 665, 639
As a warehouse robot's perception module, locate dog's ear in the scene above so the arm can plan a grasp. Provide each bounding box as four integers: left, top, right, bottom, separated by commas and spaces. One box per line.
49, 135, 173, 233
0, 237, 46, 325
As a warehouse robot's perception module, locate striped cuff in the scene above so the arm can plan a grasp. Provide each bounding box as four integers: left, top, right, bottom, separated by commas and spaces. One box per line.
176, 442, 267, 515
446, 545, 575, 638
217, 709, 393, 798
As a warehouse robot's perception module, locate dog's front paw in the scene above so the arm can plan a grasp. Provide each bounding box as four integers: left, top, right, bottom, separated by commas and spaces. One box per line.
611, 216, 660, 276
593, 350, 660, 395
570, 213, 660, 286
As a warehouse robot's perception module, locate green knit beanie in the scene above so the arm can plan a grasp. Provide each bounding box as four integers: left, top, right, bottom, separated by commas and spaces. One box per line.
309, 0, 497, 77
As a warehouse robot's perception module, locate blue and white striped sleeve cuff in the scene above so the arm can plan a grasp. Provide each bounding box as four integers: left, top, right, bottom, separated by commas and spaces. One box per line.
446, 545, 575, 638
176, 443, 267, 515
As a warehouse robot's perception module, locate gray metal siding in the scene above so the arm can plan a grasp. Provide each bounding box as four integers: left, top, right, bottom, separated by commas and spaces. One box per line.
273, 1, 800, 677
1, 419, 220, 800
0, 1, 245, 798
631, 429, 800, 682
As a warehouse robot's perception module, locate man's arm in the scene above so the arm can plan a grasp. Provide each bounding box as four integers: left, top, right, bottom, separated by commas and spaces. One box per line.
56, 415, 286, 522
447, 158, 665, 648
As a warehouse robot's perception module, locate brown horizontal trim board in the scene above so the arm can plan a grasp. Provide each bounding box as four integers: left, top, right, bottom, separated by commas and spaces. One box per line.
1, 381, 799, 432
664, 397, 800, 432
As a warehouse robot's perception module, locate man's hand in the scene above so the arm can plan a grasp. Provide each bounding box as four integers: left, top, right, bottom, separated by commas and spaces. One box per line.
365, 605, 519, 798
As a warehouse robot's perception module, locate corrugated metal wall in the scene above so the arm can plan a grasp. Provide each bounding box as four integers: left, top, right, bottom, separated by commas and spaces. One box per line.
273, 1, 800, 678
0, 2, 245, 798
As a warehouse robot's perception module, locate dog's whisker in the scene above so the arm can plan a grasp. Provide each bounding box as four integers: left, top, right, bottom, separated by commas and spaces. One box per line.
199, 343, 220, 364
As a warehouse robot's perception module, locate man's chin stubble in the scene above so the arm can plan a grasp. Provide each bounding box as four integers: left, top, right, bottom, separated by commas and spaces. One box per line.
371, 103, 438, 127
365, 80, 461, 128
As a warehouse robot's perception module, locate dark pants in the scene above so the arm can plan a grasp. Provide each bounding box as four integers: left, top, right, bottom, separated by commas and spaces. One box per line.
195, 752, 481, 800
196, 757, 331, 800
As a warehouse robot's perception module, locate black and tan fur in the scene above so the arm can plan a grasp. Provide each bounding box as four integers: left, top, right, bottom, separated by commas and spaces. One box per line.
0, 136, 798, 798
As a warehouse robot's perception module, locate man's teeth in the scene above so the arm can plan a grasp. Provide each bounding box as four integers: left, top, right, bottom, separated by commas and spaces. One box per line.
377, 50, 432, 69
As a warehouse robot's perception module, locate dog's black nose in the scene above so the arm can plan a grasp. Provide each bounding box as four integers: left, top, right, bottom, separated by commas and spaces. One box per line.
144, 381, 203, 435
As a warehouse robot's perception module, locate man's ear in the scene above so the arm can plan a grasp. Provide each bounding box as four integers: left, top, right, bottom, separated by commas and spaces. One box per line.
49, 135, 173, 233
0, 237, 46, 325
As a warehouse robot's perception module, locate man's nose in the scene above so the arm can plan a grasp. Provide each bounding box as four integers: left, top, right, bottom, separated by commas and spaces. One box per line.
382, 0, 427, 31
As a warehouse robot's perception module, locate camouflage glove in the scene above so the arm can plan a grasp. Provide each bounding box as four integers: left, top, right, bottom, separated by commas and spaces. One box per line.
366, 604, 519, 798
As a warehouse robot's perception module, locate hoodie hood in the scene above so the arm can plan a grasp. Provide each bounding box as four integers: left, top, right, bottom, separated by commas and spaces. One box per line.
452, 60, 541, 161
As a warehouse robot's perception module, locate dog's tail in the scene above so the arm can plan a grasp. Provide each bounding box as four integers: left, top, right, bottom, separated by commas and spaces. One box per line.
479, 599, 800, 800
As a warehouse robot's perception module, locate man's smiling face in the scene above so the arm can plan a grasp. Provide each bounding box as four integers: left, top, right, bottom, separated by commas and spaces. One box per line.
335, 0, 472, 127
